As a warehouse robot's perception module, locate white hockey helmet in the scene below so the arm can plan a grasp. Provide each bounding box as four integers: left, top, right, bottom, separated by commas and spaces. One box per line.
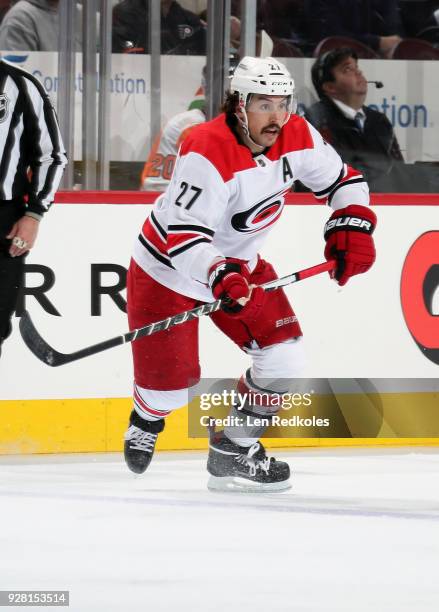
230, 56, 297, 116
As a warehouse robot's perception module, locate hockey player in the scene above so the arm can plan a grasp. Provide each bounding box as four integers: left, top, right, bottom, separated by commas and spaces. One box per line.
124, 57, 377, 491
140, 105, 205, 192
140, 59, 238, 192
140, 89, 205, 192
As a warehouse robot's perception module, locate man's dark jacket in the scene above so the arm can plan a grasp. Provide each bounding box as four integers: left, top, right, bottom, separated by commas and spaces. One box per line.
306, 0, 404, 52
112, 0, 206, 54
305, 97, 404, 190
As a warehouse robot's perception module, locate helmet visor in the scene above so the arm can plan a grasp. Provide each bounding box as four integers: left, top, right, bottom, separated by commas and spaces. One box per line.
246, 93, 297, 115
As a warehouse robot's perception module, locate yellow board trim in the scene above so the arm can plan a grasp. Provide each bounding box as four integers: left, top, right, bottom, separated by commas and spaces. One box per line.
1, 396, 438, 455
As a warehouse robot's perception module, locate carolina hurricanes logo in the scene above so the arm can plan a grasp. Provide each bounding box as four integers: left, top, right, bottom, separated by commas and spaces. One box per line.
231, 187, 290, 234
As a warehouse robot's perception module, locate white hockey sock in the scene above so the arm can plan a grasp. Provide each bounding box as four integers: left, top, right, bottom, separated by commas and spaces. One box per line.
226, 338, 308, 446
133, 383, 187, 422
224, 373, 282, 448
224, 407, 261, 448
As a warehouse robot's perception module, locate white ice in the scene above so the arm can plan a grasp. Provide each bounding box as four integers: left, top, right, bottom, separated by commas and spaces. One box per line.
1, 447, 439, 612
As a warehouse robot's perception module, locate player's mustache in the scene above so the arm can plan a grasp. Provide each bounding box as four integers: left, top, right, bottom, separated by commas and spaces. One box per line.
262, 124, 281, 133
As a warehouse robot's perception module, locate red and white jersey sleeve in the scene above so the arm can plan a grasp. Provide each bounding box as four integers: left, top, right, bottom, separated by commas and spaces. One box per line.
132, 114, 370, 303
297, 121, 369, 211
162, 146, 230, 281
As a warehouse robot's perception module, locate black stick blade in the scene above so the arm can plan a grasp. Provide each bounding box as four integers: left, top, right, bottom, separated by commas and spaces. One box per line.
19, 311, 126, 366
19, 311, 67, 367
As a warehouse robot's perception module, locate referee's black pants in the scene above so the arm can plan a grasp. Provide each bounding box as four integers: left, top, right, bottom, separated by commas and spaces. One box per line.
0, 201, 27, 355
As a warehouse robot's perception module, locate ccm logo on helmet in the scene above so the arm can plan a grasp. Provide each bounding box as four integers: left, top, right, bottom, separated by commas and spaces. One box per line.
324, 216, 373, 234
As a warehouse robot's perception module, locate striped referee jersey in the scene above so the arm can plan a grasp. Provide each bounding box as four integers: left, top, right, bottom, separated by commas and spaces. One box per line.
0, 58, 67, 218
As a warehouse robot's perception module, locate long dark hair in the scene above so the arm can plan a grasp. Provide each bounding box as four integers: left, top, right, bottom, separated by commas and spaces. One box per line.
221, 90, 239, 120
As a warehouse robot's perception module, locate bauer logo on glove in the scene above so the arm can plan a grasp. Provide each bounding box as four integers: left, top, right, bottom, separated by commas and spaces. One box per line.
324, 215, 374, 235
323, 204, 377, 286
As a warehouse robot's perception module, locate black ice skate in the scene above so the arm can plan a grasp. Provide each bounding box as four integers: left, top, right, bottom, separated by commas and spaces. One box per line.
124, 410, 165, 474
207, 432, 291, 492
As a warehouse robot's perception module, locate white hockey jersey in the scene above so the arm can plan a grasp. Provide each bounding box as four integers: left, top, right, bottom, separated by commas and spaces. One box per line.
133, 113, 369, 302
140, 108, 205, 192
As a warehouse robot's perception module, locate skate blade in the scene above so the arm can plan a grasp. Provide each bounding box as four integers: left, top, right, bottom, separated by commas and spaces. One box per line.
207, 475, 292, 493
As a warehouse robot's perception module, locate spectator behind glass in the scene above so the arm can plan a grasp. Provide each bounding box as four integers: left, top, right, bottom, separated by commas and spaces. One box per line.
112, 0, 206, 54
258, 0, 313, 55
140, 87, 205, 192
305, 48, 404, 191
0, 1, 12, 26
306, 0, 405, 58
140, 57, 241, 191
0, 0, 82, 51
399, 0, 439, 38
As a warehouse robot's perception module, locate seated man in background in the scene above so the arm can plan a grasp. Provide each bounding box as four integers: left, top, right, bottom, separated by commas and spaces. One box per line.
306, 0, 404, 58
0, 0, 82, 51
0, 1, 12, 25
305, 48, 404, 191
399, 0, 439, 38
257, 0, 314, 56
112, 0, 206, 54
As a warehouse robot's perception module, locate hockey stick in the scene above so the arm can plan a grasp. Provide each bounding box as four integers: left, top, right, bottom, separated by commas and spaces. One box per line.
19, 260, 335, 367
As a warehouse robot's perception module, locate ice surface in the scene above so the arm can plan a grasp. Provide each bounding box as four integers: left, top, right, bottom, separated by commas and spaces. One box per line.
1, 447, 439, 612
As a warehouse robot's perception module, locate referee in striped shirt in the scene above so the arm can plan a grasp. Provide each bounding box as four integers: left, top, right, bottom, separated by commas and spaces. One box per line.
0, 58, 67, 357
